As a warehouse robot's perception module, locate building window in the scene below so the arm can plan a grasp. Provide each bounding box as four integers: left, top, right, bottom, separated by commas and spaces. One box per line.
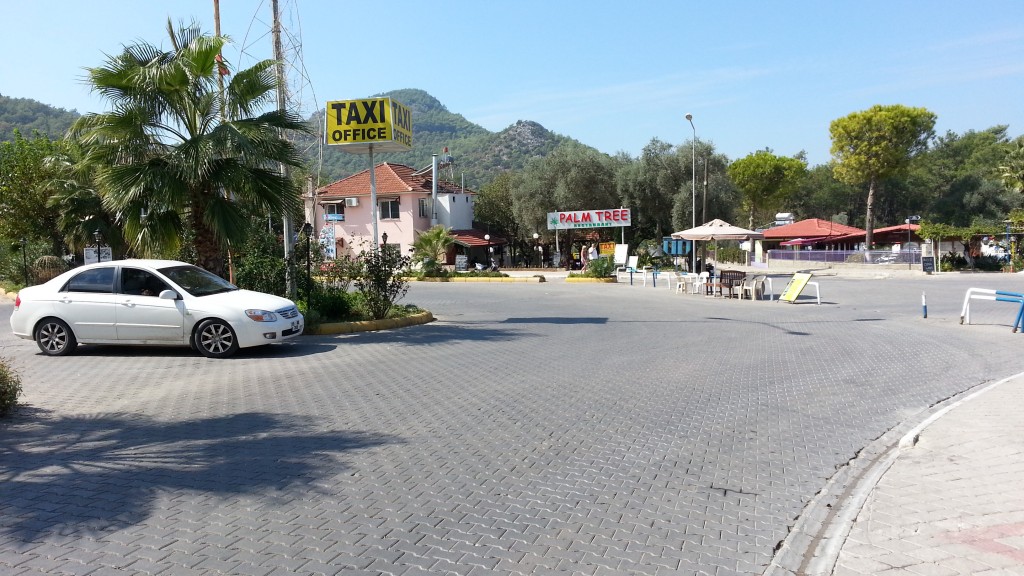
380, 199, 400, 219
419, 198, 432, 219
324, 203, 345, 222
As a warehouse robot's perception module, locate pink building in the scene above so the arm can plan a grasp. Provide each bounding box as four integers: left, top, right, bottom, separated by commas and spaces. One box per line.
308, 163, 504, 264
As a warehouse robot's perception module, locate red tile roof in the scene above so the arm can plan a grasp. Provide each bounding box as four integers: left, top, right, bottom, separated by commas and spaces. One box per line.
316, 163, 470, 198
871, 223, 920, 234
763, 218, 865, 239
831, 223, 920, 242
450, 229, 506, 247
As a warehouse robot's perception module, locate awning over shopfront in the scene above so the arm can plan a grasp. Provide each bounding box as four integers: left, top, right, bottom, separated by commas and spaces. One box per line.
449, 229, 507, 248
779, 237, 829, 246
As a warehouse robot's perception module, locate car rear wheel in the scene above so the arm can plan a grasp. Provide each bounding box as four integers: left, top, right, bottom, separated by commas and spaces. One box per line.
195, 319, 239, 359
36, 318, 77, 356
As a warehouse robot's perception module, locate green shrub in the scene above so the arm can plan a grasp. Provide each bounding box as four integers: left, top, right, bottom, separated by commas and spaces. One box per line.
584, 256, 615, 277
310, 287, 354, 321
461, 270, 508, 278
415, 268, 453, 279
32, 255, 69, 283
318, 255, 359, 291
973, 255, 1004, 271
0, 357, 22, 417
297, 302, 322, 335
355, 246, 411, 320
716, 246, 746, 264
941, 251, 968, 271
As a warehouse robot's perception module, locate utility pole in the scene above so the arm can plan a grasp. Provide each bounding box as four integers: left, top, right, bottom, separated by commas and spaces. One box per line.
272, 0, 296, 297
212, 0, 236, 283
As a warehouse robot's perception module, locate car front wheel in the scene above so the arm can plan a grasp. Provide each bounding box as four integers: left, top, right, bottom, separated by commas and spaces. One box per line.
36, 318, 77, 356
195, 319, 239, 359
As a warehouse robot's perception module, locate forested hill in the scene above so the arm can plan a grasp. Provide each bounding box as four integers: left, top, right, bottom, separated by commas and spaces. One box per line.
0, 94, 79, 140
1, 88, 582, 189
307, 88, 581, 188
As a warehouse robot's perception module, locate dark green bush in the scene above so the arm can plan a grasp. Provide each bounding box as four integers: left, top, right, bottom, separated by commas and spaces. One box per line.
310, 287, 354, 321
297, 301, 322, 335
716, 246, 746, 264
941, 251, 968, 271
234, 229, 286, 296
460, 270, 508, 278
0, 357, 22, 417
973, 255, 1005, 271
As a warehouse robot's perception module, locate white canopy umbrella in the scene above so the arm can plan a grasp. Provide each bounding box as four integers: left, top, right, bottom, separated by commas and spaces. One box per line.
671, 218, 764, 241
671, 219, 763, 273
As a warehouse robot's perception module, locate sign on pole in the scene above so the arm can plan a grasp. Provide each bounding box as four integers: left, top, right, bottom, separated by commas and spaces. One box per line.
547, 209, 631, 230
324, 97, 412, 153
84, 246, 112, 264
324, 97, 412, 247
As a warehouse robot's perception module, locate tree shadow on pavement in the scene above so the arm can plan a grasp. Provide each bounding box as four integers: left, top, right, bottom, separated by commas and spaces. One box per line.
331, 322, 532, 345
501, 317, 608, 324
0, 407, 397, 540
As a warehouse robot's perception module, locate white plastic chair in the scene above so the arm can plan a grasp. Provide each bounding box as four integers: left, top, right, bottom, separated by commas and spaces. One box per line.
616, 255, 639, 283
740, 275, 767, 300
675, 273, 691, 294
694, 272, 710, 295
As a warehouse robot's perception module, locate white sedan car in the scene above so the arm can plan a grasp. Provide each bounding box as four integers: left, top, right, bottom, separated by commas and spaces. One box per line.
10, 259, 304, 358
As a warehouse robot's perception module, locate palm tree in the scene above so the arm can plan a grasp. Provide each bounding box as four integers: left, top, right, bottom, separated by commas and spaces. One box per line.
70, 19, 309, 276
1001, 141, 1024, 194
411, 225, 455, 275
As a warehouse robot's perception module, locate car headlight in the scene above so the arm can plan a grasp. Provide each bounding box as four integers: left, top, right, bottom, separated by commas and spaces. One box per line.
245, 309, 278, 322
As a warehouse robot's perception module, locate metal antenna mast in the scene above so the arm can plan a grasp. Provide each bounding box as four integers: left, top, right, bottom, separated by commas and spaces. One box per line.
272, 0, 296, 298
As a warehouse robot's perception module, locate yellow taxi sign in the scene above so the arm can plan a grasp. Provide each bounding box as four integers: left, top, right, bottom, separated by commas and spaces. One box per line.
325, 97, 412, 153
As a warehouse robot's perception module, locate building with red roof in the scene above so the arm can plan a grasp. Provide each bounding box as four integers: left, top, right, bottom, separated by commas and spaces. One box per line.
763, 218, 865, 247
308, 162, 504, 265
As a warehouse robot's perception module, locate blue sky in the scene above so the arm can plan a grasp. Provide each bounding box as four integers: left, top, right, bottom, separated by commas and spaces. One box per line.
2, 1, 1022, 167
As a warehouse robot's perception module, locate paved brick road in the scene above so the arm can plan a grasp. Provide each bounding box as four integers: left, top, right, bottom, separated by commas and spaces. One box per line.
1, 273, 1022, 575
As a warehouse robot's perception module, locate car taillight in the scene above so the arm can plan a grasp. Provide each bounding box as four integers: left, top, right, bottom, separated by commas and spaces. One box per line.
14, 294, 20, 310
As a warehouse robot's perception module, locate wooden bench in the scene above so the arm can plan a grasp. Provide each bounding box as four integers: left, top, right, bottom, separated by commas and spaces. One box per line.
712, 270, 747, 298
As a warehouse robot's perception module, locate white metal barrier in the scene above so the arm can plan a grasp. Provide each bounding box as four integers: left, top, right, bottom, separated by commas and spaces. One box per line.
959, 287, 1024, 332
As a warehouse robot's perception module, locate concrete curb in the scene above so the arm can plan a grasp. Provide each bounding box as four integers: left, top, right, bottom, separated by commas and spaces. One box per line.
408, 277, 545, 283
564, 277, 617, 283
897, 371, 1024, 449
766, 371, 1024, 575
312, 310, 434, 335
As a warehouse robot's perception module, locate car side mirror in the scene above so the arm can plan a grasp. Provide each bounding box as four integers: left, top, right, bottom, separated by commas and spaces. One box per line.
159, 289, 179, 300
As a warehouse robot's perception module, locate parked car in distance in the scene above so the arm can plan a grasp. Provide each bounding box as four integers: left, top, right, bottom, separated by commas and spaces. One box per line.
10, 259, 304, 358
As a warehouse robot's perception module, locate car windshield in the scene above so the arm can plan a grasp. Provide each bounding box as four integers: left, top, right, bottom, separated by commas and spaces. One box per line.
158, 265, 238, 297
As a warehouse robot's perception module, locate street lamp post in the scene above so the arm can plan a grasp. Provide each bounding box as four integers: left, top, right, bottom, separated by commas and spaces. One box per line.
484, 234, 491, 270
92, 229, 108, 263
533, 233, 540, 267
686, 113, 696, 273
906, 215, 921, 269
302, 222, 313, 306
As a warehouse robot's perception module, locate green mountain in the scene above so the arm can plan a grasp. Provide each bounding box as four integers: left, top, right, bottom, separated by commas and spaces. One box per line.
0, 88, 579, 189
307, 88, 580, 189
0, 94, 79, 140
